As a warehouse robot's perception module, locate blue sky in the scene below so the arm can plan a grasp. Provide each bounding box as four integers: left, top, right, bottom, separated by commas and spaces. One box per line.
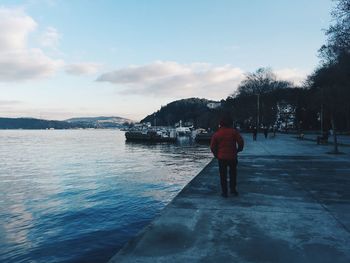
0, 0, 333, 120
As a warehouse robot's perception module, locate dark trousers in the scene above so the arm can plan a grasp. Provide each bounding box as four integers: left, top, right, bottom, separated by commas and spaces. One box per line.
218, 159, 237, 194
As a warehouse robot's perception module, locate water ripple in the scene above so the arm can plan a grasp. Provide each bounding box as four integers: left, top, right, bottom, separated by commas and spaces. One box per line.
0, 130, 212, 263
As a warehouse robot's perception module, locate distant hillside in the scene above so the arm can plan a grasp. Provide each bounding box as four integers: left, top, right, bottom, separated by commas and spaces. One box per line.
0, 117, 89, 129
65, 116, 132, 128
141, 98, 222, 129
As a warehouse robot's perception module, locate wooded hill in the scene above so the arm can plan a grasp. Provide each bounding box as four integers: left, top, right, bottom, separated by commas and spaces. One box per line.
141, 98, 222, 129
0, 117, 89, 129
0, 116, 131, 129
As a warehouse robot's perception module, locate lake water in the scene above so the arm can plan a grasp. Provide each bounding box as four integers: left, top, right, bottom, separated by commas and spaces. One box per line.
0, 130, 212, 263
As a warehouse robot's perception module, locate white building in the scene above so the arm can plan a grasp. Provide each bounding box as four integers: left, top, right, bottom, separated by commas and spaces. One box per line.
207, 102, 221, 109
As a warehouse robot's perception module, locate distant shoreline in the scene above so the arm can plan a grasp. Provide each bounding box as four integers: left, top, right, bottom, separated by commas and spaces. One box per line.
0, 116, 130, 130
0, 127, 123, 130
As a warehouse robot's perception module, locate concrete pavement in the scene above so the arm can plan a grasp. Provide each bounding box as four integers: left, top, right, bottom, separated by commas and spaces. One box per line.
108, 134, 350, 263
299, 133, 350, 147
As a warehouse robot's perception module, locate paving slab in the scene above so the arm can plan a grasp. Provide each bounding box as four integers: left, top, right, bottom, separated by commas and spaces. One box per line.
108, 134, 350, 263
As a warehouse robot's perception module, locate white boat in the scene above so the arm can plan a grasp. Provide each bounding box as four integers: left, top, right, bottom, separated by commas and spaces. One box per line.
176, 126, 192, 137
125, 126, 176, 142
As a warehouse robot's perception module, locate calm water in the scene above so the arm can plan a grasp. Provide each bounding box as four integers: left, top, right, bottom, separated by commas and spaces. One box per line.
0, 130, 212, 263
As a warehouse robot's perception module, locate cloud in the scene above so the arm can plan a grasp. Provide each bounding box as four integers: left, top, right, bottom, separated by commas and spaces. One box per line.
97, 61, 245, 100
65, 63, 102, 75
0, 7, 63, 82
0, 48, 63, 81
0, 100, 22, 106
97, 61, 191, 84
274, 68, 308, 85
0, 7, 36, 50
39, 26, 61, 49
0, 100, 23, 113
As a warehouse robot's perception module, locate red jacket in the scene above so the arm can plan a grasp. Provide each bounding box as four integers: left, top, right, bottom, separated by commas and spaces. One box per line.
210, 127, 244, 160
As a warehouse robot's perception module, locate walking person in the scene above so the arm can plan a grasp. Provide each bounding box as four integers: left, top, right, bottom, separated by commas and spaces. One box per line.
253, 127, 257, 141
273, 126, 277, 137
210, 115, 244, 198
264, 126, 268, 139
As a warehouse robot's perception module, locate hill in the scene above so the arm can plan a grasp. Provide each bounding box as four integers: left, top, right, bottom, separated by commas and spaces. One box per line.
141, 98, 222, 129
65, 116, 132, 128
0, 116, 132, 129
0, 117, 89, 129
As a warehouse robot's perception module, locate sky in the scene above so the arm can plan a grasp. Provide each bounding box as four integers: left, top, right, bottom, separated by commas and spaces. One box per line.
0, 0, 334, 121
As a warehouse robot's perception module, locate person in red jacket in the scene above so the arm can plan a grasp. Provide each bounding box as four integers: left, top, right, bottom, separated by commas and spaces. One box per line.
210, 115, 244, 197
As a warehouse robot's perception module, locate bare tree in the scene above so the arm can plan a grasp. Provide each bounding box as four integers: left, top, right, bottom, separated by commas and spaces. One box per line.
233, 68, 291, 98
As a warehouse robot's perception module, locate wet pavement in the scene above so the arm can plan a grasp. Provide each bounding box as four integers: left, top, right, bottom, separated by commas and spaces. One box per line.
108, 134, 350, 263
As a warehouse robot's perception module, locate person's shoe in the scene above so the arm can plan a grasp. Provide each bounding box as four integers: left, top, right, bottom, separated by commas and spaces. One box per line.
221, 192, 228, 198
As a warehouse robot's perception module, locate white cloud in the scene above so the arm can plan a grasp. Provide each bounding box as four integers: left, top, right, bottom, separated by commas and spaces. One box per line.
0, 100, 23, 114
97, 61, 245, 100
0, 7, 36, 50
97, 61, 191, 84
0, 100, 22, 106
0, 48, 63, 81
274, 68, 308, 85
0, 7, 63, 82
39, 26, 61, 49
65, 63, 102, 75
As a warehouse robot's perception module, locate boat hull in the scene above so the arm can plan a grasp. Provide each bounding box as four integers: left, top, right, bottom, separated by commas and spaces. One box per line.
125, 131, 176, 142
194, 133, 213, 143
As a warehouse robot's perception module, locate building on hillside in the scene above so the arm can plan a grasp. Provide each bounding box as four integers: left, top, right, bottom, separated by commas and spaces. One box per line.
207, 102, 221, 109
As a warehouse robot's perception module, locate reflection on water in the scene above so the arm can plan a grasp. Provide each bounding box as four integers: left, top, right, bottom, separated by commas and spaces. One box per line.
0, 130, 212, 263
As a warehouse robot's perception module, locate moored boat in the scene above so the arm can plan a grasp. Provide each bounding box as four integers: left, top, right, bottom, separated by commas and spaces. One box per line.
176, 126, 192, 137
194, 129, 214, 143
125, 129, 176, 142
